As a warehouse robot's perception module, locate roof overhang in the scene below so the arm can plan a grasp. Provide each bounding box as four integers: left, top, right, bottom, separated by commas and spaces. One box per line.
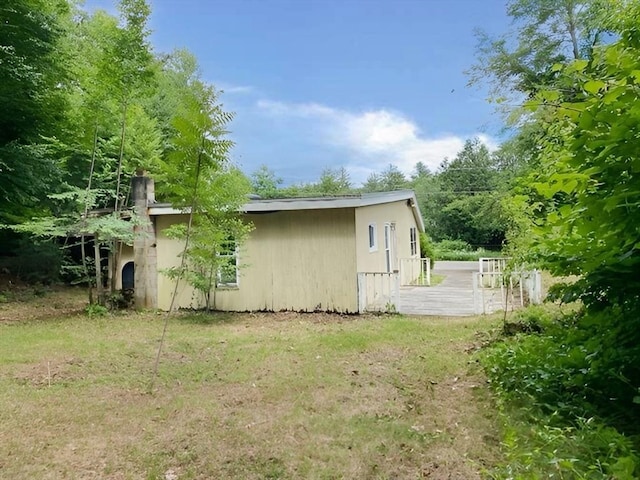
148, 190, 426, 232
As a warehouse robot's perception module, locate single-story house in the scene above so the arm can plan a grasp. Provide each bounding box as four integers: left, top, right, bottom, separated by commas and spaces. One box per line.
118, 174, 425, 313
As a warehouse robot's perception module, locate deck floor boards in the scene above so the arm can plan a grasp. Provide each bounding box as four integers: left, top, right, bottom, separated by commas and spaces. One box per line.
399, 261, 478, 316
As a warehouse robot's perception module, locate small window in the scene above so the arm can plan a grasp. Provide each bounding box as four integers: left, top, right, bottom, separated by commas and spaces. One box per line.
217, 241, 239, 286
368, 223, 377, 252
410, 227, 418, 256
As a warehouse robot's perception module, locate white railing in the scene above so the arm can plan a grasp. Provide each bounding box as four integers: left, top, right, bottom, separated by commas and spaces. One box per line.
473, 270, 542, 314
357, 272, 400, 313
478, 257, 510, 274
399, 257, 431, 286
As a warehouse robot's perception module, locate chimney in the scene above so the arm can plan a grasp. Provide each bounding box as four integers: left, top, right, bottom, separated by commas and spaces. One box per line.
132, 171, 158, 309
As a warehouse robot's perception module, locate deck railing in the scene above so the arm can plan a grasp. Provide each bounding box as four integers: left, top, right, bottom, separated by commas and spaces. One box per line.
478, 257, 510, 275
399, 257, 431, 286
473, 270, 542, 314
357, 272, 400, 313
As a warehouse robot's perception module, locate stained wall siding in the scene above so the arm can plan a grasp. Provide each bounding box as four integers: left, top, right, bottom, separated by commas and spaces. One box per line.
354, 201, 420, 274
155, 214, 205, 310
154, 208, 358, 312
216, 208, 357, 312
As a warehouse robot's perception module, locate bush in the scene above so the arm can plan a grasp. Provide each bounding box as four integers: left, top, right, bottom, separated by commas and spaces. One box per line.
436, 239, 473, 252
481, 305, 640, 479
433, 239, 496, 261
419, 233, 436, 268
0, 237, 64, 284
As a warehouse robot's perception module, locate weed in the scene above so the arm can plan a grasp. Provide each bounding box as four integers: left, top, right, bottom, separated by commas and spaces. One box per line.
481, 304, 640, 478
84, 303, 108, 317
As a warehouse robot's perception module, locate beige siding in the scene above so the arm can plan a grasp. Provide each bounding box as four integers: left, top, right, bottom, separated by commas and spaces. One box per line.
355, 201, 420, 274
115, 244, 134, 290
154, 209, 358, 313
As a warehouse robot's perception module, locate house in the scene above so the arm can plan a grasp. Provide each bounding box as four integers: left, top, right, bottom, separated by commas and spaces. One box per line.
118, 174, 425, 313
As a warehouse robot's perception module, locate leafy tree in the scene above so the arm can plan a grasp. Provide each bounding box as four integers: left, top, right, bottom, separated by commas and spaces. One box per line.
0, 0, 70, 222
362, 164, 408, 192
160, 71, 252, 311
469, 0, 606, 109
438, 138, 496, 194
316, 167, 352, 195
250, 164, 283, 199
421, 138, 506, 247
525, 1, 640, 308
506, 0, 640, 430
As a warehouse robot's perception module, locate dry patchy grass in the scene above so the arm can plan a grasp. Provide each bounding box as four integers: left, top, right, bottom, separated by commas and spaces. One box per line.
0, 289, 501, 479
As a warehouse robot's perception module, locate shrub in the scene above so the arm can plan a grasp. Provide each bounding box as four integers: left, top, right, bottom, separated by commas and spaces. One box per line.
419, 233, 436, 268
481, 305, 640, 478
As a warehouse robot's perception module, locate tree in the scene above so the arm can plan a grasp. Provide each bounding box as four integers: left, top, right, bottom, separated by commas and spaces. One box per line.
316, 167, 352, 195
469, 0, 605, 110
362, 164, 408, 192
250, 165, 283, 199
422, 139, 506, 246
506, 0, 640, 426
0, 0, 70, 222
160, 70, 252, 311
438, 138, 496, 194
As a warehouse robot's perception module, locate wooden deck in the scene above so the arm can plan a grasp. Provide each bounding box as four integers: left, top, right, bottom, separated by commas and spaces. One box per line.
399, 261, 477, 316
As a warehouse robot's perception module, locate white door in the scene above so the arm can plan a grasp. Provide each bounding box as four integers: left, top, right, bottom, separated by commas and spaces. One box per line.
384, 223, 397, 272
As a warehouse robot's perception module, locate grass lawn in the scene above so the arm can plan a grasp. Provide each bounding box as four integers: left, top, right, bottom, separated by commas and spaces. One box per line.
0, 287, 501, 479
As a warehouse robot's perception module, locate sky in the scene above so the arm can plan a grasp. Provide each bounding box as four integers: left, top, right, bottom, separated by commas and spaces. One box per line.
85, 0, 513, 186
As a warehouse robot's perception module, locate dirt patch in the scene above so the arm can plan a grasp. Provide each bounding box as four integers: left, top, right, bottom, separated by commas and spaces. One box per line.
12, 357, 87, 387
0, 285, 86, 323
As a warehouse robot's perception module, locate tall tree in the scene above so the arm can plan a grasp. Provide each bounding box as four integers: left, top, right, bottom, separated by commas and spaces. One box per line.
250, 165, 283, 199
469, 0, 605, 107
362, 164, 408, 192
160, 69, 252, 311
0, 0, 69, 222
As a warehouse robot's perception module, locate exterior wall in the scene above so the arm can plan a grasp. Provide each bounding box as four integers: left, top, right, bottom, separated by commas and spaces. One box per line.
115, 244, 134, 289
154, 208, 359, 313
354, 200, 420, 274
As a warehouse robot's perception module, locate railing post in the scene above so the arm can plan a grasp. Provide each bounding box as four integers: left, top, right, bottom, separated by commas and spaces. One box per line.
393, 272, 400, 312
357, 273, 365, 313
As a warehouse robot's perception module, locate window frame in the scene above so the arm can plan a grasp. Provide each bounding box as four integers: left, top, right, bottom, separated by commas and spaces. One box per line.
410, 227, 418, 256
217, 241, 239, 288
368, 222, 378, 252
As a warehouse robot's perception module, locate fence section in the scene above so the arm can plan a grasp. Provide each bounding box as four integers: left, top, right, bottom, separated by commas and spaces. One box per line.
478, 257, 510, 274
399, 257, 431, 286
357, 272, 400, 313
473, 270, 542, 314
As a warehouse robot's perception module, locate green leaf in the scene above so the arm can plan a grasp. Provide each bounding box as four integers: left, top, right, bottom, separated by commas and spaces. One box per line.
583, 80, 605, 94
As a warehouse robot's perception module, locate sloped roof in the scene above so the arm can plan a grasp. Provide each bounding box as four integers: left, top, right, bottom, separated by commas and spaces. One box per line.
148, 190, 425, 231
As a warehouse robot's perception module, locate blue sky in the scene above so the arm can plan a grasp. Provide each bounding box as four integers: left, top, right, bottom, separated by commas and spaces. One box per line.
86, 0, 512, 186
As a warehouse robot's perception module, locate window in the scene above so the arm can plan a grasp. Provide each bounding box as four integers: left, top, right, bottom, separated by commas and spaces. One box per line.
217, 241, 239, 287
368, 223, 377, 251
410, 227, 418, 256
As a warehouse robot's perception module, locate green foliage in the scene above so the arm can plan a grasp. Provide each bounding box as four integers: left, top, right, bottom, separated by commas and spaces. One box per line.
84, 302, 108, 317
362, 164, 408, 192
250, 164, 283, 199
482, 306, 640, 478
158, 69, 252, 309
469, 0, 605, 109
0, 237, 63, 284
418, 233, 436, 268
522, 1, 640, 310
432, 239, 495, 261
417, 138, 508, 247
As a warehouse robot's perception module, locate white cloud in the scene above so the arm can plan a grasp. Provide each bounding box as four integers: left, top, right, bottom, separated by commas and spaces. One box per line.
256, 99, 498, 184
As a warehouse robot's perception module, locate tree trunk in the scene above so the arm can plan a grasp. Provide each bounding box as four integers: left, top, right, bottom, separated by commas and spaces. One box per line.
94, 234, 104, 305
82, 122, 99, 304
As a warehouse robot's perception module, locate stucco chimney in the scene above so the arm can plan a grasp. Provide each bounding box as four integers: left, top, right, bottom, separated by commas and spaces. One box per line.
132, 171, 158, 309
